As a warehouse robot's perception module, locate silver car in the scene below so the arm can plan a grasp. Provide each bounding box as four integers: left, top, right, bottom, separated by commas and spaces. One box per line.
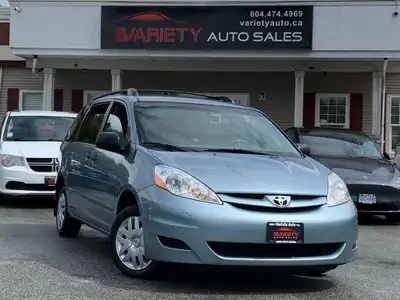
54, 89, 358, 279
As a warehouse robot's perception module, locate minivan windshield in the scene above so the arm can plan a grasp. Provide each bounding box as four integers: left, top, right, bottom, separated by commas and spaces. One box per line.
3, 116, 75, 142
134, 102, 301, 157
301, 130, 382, 159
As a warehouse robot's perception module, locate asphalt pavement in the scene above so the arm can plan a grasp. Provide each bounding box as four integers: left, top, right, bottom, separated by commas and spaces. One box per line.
0, 200, 399, 300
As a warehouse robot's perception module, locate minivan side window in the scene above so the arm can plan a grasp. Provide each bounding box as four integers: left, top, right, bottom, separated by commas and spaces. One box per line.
65, 104, 90, 142
77, 102, 110, 145
102, 102, 129, 140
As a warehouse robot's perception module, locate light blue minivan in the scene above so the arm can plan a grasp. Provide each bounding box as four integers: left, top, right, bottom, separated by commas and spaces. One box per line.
54, 89, 358, 279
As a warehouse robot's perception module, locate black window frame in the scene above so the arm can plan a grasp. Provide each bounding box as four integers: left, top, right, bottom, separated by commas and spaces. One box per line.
64, 104, 91, 142
100, 100, 130, 142
75, 99, 113, 146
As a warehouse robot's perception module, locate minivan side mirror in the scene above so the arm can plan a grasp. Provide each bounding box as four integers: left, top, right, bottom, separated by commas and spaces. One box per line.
296, 143, 311, 156
383, 152, 391, 160
95, 132, 122, 153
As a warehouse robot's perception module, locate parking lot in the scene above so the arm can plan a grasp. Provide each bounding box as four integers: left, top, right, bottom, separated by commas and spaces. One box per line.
0, 201, 399, 300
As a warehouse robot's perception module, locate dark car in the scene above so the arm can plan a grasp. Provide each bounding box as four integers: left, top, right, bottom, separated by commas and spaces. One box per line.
285, 127, 400, 223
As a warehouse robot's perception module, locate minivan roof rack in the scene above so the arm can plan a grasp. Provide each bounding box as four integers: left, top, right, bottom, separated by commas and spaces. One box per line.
94, 89, 235, 103
94, 88, 139, 100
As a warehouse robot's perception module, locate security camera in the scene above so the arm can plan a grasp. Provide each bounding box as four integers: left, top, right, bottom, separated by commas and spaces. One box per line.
13, 7, 22, 13
393, 11, 399, 16
309, 66, 315, 71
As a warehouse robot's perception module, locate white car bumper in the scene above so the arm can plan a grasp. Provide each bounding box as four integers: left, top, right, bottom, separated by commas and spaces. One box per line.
0, 165, 56, 196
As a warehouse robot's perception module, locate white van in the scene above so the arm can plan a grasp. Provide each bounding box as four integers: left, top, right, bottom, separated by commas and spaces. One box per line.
0, 110, 77, 197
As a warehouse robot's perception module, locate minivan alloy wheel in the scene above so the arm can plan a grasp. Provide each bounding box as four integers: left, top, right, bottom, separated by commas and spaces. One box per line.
57, 193, 66, 229
115, 216, 152, 271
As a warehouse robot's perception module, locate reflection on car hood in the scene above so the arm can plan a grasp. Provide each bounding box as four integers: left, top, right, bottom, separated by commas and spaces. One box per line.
149, 150, 330, 195
311, 156, 397, 183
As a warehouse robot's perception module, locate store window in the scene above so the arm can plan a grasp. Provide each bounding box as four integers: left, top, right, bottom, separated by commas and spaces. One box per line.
316, 94, 350, 128
388, 96, 400, 153
84, 90, 110, 105
19, 90, 43, 110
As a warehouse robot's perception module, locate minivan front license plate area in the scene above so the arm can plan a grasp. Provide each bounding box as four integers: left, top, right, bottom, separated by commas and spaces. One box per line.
267, 222, 304, 244
44, 176, 56, 187
358, 193, 377, 204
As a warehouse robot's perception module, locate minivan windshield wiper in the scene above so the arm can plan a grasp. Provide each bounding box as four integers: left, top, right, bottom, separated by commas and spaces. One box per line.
141, 142, 194, 152
201, 148, 277, 156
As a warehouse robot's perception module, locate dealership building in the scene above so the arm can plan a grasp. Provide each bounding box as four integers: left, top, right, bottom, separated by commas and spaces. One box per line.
1, 0, 400, 154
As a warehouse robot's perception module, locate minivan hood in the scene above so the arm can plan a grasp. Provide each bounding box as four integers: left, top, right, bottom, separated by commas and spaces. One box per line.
312, 156, 396, 183
149, 151, 330, 195
1, 141, 62, 158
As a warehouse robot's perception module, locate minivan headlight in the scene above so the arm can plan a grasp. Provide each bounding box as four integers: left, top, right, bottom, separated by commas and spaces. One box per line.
154, 165, 222, 204
1, 154, 26, 168
327, 172, 351, 207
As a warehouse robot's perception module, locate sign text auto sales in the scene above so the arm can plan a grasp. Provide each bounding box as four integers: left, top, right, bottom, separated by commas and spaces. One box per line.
115, 27, 303, 43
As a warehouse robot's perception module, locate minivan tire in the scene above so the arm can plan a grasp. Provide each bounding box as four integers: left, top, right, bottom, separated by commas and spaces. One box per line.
110, 205, 160, 279
56, 187, 81, 237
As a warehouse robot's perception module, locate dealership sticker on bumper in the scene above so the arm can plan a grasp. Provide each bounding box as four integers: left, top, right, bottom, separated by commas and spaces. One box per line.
267, 222, 304, 244
358, 194, 377, 204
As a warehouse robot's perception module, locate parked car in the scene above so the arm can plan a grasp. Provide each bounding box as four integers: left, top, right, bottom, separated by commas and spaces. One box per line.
54, 89, 357, 279
0, 110, 77, 198
285, 126, 400, 223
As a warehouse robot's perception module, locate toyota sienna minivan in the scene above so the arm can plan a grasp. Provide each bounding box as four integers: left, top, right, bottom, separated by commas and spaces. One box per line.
54, 89, 358, 279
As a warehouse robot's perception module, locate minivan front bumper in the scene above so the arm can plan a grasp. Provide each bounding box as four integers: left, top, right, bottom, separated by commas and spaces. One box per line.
138, 186, 358, 267
0, 165, 56, 197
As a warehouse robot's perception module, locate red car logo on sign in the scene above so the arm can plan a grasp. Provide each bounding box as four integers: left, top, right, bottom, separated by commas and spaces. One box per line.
113, 12, 202, 44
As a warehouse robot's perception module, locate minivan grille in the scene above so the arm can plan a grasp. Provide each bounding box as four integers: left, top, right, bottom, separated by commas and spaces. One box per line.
207, 242, 343, 259
26, 158, 53, 163
220, 194, 318, 201
229, 203, 321, 212
26, 157, 58, 173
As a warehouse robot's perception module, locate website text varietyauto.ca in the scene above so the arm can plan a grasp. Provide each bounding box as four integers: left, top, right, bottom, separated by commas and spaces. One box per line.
240, 19, 303, 28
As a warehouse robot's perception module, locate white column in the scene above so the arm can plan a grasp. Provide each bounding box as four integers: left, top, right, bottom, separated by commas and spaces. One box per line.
42, 68, 55, 110
294, 71, 305, 127
111, 69, 123, 91
372, 72, 383, 136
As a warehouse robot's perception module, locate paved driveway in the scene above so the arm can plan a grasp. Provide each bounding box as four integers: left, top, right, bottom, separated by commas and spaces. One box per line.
0, 201, 399, 300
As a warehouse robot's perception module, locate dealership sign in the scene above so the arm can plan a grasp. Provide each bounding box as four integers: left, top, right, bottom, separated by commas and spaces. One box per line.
101, 6, 313, 50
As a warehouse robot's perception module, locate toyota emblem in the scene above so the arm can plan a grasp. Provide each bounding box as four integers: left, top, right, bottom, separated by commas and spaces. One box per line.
266, 195, 291, 207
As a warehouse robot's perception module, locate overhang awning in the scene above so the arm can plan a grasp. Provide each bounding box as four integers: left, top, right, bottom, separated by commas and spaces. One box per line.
12, 48, 400, 60
18, 53, 400, 73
